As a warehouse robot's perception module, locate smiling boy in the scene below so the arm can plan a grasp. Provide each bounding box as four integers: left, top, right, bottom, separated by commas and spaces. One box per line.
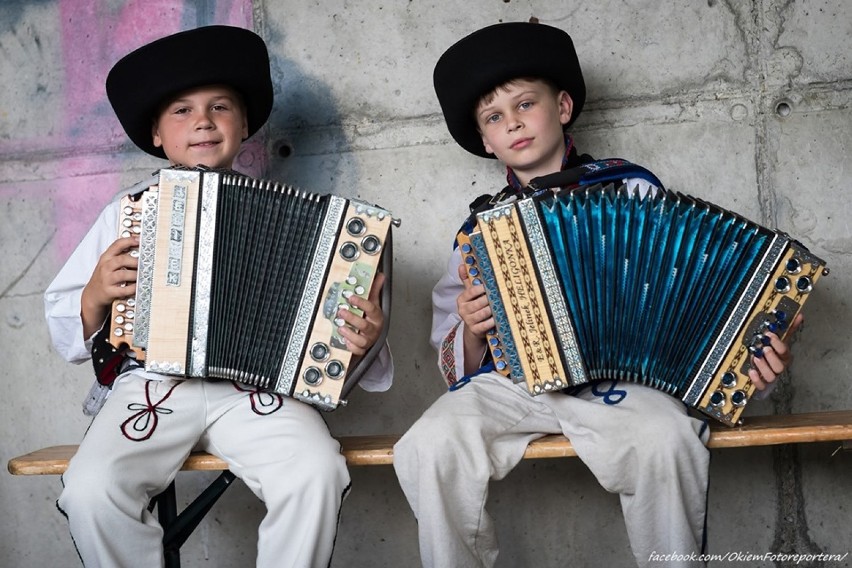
45, 25, 392, 567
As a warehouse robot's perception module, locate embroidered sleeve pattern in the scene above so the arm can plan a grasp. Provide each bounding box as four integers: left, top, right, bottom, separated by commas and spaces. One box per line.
440, 321, 461, 388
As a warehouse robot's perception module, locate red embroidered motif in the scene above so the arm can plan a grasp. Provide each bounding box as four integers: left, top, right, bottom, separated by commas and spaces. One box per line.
440, 322, 460, 387
231, 381, 284, 415
121, 381, 180, 442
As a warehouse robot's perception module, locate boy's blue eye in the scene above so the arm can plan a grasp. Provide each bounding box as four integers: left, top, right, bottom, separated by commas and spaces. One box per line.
519, 101, 533, 110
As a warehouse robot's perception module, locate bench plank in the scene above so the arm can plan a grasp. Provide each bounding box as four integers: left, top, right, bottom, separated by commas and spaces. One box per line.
9, 410, 852, 475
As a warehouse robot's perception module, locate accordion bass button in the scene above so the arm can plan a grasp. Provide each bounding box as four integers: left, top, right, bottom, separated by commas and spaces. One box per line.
731, 390, 748, 407
326, 360, 345, 379
720, 371, 737, 389
346, 217, 366, 236
785, 258, 801, 274
361, 235, 381, 254
795, 276, 813, 293
303, 367, 323, 386
774, 276, 791, 293
709, 391, 725, 407
340, 242, 359, 261
310, 343, 330, 361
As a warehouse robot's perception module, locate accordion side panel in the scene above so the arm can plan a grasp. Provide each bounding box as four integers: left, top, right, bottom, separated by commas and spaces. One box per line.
144, 169, 202, 375
478, 205, 568, 395
291, 200, 394, 409
456, 230, 514, 379
109, 193, 146, 360
693, 240, 827, 425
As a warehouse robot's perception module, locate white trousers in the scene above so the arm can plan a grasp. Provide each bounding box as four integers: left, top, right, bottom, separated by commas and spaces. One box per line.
58, 373, 350, 568
393, 374, 710, 568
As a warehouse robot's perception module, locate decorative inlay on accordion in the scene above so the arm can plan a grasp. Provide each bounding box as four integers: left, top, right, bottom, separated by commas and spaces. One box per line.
459, 182, 828, 426
109, 167, 398, 410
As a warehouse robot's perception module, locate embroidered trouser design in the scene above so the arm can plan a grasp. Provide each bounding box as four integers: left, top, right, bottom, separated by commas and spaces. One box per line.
58, 374, 349, 568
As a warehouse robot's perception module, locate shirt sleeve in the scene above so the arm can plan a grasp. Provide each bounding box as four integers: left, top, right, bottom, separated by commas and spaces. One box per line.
44, 200, 120, 364
430, 246, 469, 387
355, 342, 394, 392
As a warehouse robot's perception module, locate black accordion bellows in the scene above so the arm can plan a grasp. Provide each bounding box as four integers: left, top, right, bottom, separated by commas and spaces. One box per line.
463, 180, 827, 426
208, 180, 331, 384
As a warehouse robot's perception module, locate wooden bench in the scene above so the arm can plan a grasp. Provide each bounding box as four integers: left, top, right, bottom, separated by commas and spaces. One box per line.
9, 410, 852, 567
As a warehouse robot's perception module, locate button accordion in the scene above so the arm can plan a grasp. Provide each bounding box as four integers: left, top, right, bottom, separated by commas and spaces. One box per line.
109, 167, 397, 410
459, 163, 827, 426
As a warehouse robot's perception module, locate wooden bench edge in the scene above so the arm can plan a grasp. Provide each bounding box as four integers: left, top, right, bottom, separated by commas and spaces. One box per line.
9, 410, 852, 475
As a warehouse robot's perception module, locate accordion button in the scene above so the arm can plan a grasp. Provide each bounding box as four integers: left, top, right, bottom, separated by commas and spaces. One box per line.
461, 243, 472, 254
116, 303, 126, 313
346, 217, 366, 236
731, 390, 747, 407
465, 255, 475, 265
785, 258, 801, 274
340, 242, 359, 261
326, 360, 345, 379
310, 343, 330, 361
773, 310, 787, 321
721, 371, 737, 388
303, 367, 323, 386
710, 391, 725, 407
796, 276, 813, 293
774, 276, 791, 293
493, 348, 503, 358
495, 360, 507, 370
469, 267, 479, 277
361, 235, 381, 254
346, 276, 357, 285
354, 285, 365, 295
488, 336, 500, 346
114, 315, 125, 325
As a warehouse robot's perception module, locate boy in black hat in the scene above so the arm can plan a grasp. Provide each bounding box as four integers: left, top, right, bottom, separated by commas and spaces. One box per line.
44, 25, 392, 567
393, 21, 799, 568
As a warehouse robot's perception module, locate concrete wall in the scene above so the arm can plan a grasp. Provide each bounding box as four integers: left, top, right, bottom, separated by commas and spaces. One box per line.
2, 1, 850, 566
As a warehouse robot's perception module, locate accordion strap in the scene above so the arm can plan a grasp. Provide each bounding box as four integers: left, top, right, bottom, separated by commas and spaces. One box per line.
528, 158, 665, 192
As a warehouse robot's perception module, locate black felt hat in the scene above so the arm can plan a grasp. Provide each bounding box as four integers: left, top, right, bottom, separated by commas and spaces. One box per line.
106, 25, 273, 159
433, 21, 586, 158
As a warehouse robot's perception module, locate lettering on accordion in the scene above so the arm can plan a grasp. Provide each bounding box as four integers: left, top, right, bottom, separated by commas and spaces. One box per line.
477, 206, 568, 394
455, 230, 512, 378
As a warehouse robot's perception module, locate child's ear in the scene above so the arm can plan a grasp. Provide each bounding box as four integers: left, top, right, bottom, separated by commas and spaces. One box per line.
151, 121, 163, 148
241, 115, 249, 141
557, 91, 574, 126
480, 132, 495, 156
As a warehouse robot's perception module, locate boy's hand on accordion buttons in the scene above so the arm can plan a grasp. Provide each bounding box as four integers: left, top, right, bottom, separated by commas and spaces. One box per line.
457, 263, 494, 341
749, 313, 803, 390
81, 235, 139, 338
336, 272, 385, 356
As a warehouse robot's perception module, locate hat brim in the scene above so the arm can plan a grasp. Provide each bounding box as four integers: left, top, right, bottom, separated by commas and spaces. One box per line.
106, 25, 273, 160
433, 22, 586, 158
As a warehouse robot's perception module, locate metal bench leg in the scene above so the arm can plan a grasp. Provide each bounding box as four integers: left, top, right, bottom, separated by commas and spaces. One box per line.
150, 471, 238, 568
